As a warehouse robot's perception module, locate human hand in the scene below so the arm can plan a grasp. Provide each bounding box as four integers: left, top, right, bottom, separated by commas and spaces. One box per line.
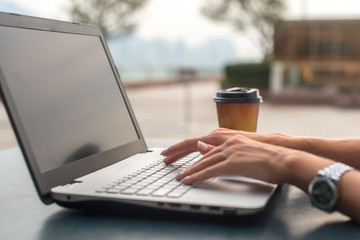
161, 128, 294, 165
175, 134, 292, 185
161, 128, 244, 164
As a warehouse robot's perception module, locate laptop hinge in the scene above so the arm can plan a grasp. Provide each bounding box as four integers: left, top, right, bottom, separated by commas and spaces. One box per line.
139, 149, 153, 154
63, 180, 83, 187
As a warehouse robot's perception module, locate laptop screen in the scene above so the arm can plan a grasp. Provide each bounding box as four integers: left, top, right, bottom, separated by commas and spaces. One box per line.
0, 26, 139, 173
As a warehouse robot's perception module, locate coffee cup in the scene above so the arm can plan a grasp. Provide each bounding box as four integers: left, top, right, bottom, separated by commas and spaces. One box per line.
214, 87, 262, 132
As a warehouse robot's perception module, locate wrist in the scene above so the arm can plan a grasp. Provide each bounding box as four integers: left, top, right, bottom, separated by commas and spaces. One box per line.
280, 150, 334, 191
268, 147, 304, 185
278, 150, 304, 186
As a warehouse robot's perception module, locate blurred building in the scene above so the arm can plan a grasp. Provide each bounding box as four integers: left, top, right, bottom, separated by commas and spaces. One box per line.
273, 19, 360, 92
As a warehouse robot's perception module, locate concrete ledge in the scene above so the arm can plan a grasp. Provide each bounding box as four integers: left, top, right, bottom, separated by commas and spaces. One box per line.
268, 91, 360, 108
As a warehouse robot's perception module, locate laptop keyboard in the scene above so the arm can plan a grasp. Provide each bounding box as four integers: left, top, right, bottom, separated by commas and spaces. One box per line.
97, 152, 201, 198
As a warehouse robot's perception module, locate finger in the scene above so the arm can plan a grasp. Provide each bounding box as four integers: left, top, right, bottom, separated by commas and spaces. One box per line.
196, 141, 215, 155
181, 161, 228, 185
163, 149, 194, 165
199, 140, 227, 159
163, 137, 220, 165
161, 129, 238, 157
176, 153, 225, 180
189, 140, 229, 168
161, 137, 200, 156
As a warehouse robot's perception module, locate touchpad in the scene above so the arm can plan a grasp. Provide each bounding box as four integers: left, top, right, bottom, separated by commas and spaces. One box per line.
196, 175, 276, 194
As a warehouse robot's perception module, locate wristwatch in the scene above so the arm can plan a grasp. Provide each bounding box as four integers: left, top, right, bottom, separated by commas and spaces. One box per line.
308, 162, 353, 212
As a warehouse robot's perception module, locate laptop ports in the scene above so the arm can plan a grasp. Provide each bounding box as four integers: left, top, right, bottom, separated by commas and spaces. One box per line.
208, 206, 221, 211
190, 205, 201, 210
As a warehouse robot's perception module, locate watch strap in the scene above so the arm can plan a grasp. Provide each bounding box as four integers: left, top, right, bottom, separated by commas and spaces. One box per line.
308, 162, 354, 212
318, 162, 353, 182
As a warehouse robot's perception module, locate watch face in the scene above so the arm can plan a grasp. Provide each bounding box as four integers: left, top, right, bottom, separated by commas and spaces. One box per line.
310, 176, 337, 211
312, 180, 335, 205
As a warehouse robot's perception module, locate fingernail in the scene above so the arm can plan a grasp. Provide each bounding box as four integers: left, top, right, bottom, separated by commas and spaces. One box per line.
161, 149, 168, 155
197, 141, 208, 152
181, 176, 192, 185
163, 157, 170, 164
176, 171, 185, 180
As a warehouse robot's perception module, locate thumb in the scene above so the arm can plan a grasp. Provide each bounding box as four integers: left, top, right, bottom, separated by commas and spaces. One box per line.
197, 141, 215, 155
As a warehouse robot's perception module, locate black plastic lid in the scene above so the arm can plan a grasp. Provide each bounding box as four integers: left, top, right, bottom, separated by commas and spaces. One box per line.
214, 87, 262, 103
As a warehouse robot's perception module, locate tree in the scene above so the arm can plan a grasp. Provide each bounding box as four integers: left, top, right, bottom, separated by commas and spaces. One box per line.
202, 0, 285, 60
68, 0, 148, 39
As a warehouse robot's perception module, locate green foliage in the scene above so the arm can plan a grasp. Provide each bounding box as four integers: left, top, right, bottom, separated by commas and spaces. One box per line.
202, 0, 285, 59
221, 62, 270, 89
68, 0, 148, 39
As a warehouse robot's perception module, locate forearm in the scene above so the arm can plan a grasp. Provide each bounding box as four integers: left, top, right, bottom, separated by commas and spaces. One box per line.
282, 150, 360, 223
336, 170, 360, 222
259, 133, 360, 169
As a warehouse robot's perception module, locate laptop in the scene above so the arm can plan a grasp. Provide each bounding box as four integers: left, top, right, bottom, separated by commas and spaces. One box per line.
0, 11, 277, 216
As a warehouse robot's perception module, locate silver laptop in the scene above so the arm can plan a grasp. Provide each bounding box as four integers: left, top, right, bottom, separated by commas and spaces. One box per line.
0, 11, 276, 216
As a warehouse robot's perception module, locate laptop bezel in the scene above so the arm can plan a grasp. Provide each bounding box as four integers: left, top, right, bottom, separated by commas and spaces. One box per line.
0, 12, 148, 204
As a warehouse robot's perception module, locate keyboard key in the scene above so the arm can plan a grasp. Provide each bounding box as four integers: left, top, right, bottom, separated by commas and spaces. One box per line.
148, 182, 165, 188
112, 185, 128, 191
138, 179, 154, 184
136, 188, 155, 196
105, 189, 121, 194
175, 185, 192, 192
100, 153, 200, 198
166, 180, 181, 187
155, 178, 171, 184
167, 190, 186, 198
151, 188, 172, 197
131, 183, 147, 189
121, 188, 139, 195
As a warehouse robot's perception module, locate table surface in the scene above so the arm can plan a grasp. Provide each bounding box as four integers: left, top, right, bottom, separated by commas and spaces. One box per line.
0, 146, 359, 240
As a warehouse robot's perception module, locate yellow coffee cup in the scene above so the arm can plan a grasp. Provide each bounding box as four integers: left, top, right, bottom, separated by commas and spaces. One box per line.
214, 87, 262, 132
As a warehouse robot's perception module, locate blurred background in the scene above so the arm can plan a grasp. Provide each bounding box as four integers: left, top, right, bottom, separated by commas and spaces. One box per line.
1, 0, 360, 150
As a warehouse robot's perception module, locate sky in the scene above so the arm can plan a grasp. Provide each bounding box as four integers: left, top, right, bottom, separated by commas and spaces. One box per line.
2, 0, 360, 61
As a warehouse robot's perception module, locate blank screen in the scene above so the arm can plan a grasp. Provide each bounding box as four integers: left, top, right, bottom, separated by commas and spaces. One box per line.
0, 26, 139, 173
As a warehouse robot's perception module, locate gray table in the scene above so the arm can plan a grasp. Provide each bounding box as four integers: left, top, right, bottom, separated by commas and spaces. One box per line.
0, 147, 359, 240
